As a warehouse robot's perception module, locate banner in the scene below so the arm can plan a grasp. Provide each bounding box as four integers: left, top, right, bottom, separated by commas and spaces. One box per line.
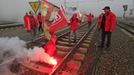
49, 7, 68, 32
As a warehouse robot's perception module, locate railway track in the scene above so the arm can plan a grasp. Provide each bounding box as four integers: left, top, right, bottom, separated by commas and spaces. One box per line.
0, 23, 23, 29
51, 22, 97, 75
26, 22, 88, 48
117, 21, 134, 35
8, 21, 97, 75
0, 22, 86, 42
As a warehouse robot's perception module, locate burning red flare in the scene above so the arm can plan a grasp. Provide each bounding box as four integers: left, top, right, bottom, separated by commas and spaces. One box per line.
46, 57, 57, 66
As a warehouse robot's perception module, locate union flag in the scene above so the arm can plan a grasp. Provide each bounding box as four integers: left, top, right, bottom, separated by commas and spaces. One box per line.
49, 7, 68, 32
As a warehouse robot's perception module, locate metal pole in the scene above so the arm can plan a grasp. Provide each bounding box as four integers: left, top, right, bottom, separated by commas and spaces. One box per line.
123, 11, 126, 19
64, 0, 67, 9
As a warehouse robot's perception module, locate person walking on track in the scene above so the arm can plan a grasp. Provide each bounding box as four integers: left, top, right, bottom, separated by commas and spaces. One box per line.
85, 13, 94, 29
69, 13, 81, 43
37, 12, 43, 32
98, 6, 116, 48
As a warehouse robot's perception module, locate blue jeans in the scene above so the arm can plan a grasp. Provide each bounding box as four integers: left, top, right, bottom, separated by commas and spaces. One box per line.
30, 28, 37, 42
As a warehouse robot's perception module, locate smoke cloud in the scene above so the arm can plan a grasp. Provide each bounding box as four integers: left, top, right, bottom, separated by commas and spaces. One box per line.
0, 37, 54, 75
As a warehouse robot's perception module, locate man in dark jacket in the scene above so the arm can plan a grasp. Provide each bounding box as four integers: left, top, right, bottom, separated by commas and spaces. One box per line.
98, 6, 116, 48
37, 12, 43, 32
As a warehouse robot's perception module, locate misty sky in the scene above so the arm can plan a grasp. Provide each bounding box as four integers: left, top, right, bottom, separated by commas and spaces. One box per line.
0, 0, 134, 22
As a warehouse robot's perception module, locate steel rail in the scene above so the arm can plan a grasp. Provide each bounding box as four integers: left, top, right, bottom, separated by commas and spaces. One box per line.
117, 22, 134, 35
0, 24, 23, 29
50, 22, 97, 75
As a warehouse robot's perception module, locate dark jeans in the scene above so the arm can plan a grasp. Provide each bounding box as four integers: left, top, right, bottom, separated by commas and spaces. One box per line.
30, 28, 37, 42
38, 22, 43, 32
88, 22, 91, 29
101, 30, 112, 47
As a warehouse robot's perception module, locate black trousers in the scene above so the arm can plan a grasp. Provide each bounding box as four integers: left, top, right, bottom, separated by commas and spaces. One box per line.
38, 22, 43, 32
101, 30, 112, 47
88, 22, 92, 29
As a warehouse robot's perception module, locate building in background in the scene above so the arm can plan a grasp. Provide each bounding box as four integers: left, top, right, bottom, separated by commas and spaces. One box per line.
0, 0, 134, 23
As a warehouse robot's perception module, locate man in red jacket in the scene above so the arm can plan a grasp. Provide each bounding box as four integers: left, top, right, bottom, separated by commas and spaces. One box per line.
86, 13, 94, 29
69, 13, 81, 43
23, 12, 31, 31
98, 6, 116, 48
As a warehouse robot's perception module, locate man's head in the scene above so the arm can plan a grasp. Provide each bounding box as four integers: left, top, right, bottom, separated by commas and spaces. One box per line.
72, 13, 77, 18
103, 6, 110, 13
29, 11, 33, 16
25, 12, 28, 15
38, 11, 41, 15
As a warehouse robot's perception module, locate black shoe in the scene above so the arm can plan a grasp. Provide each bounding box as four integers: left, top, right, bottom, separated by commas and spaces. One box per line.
98, 45, 104, 48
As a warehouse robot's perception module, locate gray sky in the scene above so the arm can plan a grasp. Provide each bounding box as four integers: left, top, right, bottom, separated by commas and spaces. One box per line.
0, 0, 134, 22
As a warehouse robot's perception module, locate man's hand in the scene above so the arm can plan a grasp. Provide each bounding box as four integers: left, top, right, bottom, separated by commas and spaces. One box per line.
110, 30, 113, 32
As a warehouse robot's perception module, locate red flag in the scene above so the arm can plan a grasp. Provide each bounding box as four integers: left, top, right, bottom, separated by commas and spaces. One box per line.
49, 8, 68, 32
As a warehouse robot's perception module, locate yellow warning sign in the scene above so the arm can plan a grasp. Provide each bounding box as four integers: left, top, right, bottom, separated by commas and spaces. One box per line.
29, 1, 40, 13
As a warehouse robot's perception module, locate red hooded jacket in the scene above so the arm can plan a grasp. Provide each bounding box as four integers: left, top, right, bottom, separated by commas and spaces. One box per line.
29, 15, 38, 29
37, 13, 42, 23
86, 13, 94, 22
70, 14, 81, 30
23, 15, 31, 31
104, 11, 116, 32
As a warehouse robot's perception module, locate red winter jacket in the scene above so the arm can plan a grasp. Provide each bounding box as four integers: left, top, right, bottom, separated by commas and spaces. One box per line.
70, 14, 81, 30
29, 15, 38, 29
104, 12, 116, 32
23, 15, 31, 31
37, 13, 42, 23
86, 13, 93, 22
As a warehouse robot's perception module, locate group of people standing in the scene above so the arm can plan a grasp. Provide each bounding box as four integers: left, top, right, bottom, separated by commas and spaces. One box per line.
23, 11, 94, 44
23, 11, 43, 42
23, 6, 116, 56
68, 6, 116, 49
